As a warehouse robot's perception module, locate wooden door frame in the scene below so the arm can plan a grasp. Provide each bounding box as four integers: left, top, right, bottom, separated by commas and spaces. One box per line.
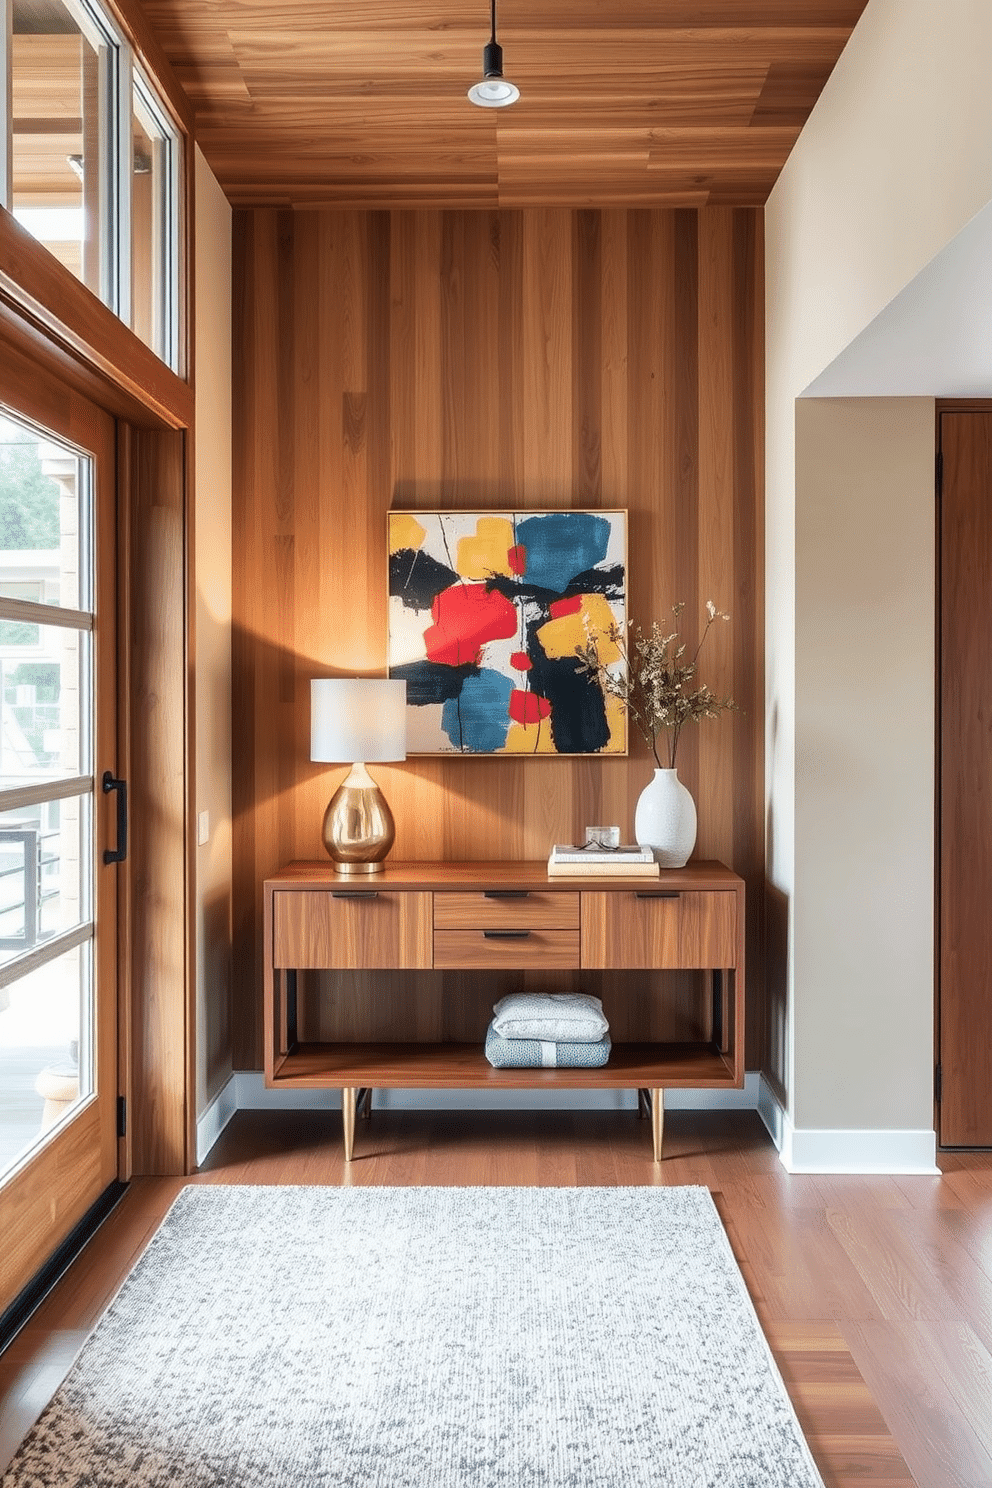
934, 399, 992, 1149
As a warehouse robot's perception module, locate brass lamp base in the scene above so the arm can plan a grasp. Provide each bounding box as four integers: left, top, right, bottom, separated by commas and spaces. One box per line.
322, 762, 395, 874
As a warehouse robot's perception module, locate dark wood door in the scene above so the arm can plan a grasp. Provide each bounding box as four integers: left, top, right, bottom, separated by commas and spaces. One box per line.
939, 410, 992, 1145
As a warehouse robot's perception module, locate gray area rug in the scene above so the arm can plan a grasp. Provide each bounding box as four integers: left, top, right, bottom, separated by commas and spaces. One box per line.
3, 1185, 825, 1487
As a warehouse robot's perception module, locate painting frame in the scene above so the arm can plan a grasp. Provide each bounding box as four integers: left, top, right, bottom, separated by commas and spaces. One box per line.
387, 509, 628, 757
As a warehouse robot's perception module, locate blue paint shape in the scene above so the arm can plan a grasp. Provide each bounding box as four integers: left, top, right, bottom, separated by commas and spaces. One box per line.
515, 513, 612, 594
441, 668, 514, 752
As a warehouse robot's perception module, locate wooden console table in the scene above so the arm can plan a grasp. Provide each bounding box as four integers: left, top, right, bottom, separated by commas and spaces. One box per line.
263, 860, 745, 1162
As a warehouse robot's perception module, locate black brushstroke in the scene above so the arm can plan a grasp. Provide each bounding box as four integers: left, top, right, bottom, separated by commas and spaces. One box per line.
483, 561, 624, 610
390, 659, 476, 707
560, 563, 625, 601
389, 548, 459, 612
525, 623, 611, 754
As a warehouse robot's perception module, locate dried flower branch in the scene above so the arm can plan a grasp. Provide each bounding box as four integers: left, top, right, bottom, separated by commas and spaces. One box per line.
576, 600, 736, 769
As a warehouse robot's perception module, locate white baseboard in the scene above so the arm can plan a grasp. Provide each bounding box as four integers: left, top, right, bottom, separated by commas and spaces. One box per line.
780, 1125, 939, 1174
196, 1069, 938, 1175
663, 1071, 761, 1110
373, 1087, 636, 1111
195, 1073, 240, 1167
234, 1072, 343, 1111
757, 1074, 787, 1151
757, 1076, 939, 1174
196, 1071, 762, 1164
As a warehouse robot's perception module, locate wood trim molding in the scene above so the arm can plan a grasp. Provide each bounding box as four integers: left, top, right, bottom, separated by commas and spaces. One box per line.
0, 212, 193, 429
104, 0, 195, 140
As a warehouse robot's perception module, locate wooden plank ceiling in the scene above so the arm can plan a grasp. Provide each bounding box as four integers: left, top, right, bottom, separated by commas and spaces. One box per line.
145, 0, 868, 208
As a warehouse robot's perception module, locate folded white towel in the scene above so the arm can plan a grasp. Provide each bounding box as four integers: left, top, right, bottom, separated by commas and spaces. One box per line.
491, 992, 609, 1043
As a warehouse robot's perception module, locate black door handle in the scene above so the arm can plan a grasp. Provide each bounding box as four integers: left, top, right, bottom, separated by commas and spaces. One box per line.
332, 891, 380, 899
635, 891, 680, 899
483, 929, 532, 939
483, 890, 531, 899
102, 772, 127, 864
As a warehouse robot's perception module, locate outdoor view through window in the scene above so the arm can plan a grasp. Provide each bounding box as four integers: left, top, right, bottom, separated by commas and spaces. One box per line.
0, 412, 94, 1177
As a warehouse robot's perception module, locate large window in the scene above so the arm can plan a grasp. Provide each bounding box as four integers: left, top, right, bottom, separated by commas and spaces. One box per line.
1, 0, 183, 372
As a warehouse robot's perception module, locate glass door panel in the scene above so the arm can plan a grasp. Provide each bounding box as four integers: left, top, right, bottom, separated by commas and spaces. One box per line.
0, 380, 117, 1316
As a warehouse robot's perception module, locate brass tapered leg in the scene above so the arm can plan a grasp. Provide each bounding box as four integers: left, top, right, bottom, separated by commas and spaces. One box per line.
651, 1088, 664, 1162
342, 1086, 356, 1162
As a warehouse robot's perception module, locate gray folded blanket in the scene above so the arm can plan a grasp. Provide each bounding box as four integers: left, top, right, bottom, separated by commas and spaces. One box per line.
491, 992, 609, 1043
485, 1021, 611, 1069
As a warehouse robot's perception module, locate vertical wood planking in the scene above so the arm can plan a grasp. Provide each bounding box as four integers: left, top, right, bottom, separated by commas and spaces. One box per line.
732, 209, 765, 1066
128, 427, 189, 1171
231, 210, 255, 1069
696, 209, 735, 864
522, 210, 573, 505
232, 208, 764, 1069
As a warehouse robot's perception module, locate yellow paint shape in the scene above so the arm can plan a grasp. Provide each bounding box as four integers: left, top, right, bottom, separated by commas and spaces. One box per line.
390, 513, 427, 554
537, 593, 621, 663
503, 692, 625, 755
504, 720, 559, 754
456, 517, 516, 579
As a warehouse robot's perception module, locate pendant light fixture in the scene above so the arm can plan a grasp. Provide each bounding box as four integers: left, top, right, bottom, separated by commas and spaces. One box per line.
467, 0, 519, 108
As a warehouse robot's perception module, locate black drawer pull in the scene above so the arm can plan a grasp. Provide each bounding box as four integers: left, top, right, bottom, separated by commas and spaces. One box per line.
483, 929, 532, 939
635, 891, 681, 900
332, 891, 380, 900
483, 890, 531, 899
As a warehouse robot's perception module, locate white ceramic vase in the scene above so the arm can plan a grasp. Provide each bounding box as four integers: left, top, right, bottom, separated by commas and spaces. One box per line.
634, 768, 697, 868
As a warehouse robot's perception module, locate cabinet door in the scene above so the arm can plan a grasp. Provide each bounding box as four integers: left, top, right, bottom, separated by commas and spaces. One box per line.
581, 891, 737, 969
272, 891, 433, 969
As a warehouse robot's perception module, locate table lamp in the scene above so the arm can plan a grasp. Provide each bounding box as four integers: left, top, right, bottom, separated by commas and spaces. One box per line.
310, 678, 407, 874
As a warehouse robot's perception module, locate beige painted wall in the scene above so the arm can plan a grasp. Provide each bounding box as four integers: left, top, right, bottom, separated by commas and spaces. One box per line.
194, 146, 233, 1114
795, 399, 934, 1130
765, 0, 992, 1132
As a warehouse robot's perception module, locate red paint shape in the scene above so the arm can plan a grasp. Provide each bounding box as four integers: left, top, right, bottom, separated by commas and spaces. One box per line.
549, 594, 583, 618
423, 584, 518, 667
510, 651, 532, 672
508, 544, 526, 575
509, 689, 552, 725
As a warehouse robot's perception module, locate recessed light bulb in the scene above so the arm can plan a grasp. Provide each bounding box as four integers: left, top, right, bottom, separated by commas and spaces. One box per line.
468, 76, 520, 107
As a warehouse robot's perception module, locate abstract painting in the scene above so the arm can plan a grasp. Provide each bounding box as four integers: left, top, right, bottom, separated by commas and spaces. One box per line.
388, 510, 627, 755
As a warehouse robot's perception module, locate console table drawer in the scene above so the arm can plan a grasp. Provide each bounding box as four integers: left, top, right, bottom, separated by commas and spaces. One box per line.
434, 891, 579, 931
581, 891, 737, 969
272, 890, 433, 969
433, 928, 580, 970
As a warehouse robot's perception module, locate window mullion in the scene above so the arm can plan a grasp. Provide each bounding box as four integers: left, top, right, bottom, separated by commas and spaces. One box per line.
109, 38, 131, 320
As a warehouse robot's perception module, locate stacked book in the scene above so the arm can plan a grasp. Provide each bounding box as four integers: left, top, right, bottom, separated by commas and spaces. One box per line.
547, 843, 659, 877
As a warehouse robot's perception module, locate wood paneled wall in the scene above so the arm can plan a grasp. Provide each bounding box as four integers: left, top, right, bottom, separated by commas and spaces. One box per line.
122, 424, 193, 1174
232, 207, 764, 1070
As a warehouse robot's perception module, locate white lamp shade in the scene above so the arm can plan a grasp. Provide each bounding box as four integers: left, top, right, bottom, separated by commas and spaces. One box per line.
310, 678, 407, 763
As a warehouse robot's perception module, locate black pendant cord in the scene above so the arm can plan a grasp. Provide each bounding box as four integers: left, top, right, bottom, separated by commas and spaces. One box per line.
490, 0, 497, 47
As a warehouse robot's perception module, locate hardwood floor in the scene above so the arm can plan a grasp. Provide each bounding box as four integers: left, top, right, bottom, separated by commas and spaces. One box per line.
2, 1108, 992, 1486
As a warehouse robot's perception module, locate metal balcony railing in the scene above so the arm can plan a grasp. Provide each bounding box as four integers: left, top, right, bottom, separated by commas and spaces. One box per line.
0, 828, 61, 951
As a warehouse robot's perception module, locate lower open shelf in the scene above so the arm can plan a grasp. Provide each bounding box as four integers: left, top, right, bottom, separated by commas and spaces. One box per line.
269, 1041, 739, 1089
